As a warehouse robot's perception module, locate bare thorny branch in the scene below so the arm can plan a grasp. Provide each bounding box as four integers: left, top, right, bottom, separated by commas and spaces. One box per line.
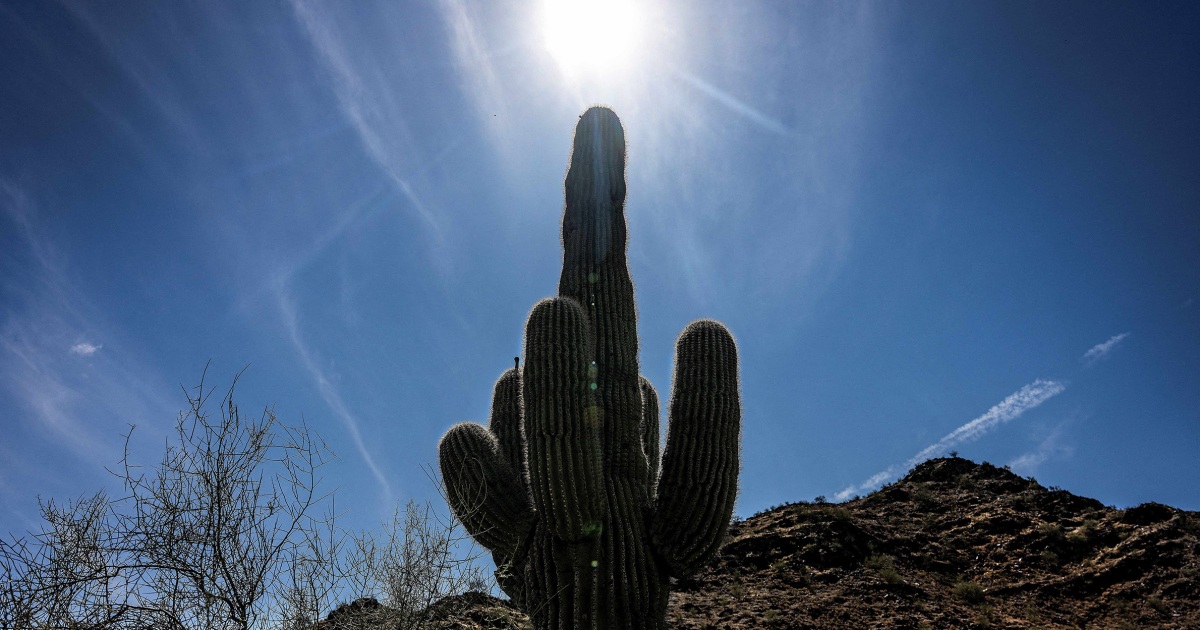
1, 368, 496, 630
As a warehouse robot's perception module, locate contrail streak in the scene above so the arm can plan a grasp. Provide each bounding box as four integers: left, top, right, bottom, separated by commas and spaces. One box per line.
671, 68, 790, 136
834, 379, 1066, 500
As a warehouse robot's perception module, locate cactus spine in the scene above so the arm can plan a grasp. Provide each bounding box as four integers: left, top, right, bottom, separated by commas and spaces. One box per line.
439, 107, 741, 629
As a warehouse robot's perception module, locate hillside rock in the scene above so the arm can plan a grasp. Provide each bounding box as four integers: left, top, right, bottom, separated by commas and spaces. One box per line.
349, 458, 1200, 628
319, 593, 530, 630
670, 458, 1199, 628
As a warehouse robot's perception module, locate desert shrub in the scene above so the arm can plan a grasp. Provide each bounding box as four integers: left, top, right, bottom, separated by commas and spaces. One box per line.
975, 603, 996, 628
865, 554, 904, 585
1, 371, 340, 630
912, 486, 938, 509
1037, 522, 1064, 541
1066, 519, 1098, 544
0, 370, 490, 630
953, 580, 986, 604
826, 507, 854, 522
336, 496, 491, 630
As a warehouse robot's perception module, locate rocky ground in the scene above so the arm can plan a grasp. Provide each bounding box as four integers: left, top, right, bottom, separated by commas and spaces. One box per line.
333, 457, 1200, 629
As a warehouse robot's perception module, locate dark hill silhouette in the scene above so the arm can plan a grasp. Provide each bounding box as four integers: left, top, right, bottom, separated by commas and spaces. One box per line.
335, 458, 1200, 629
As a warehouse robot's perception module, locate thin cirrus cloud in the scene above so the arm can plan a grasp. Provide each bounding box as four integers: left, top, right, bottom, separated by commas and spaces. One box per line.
670, 67, 791, 136
1008, 419, 1075, 476
437, 0, 507, 134
1082, 332, 1130, 366
0, 182, 175, 468
274, 283, 395, 503
288, 0, 441, 235
834, 379, 1067, 501
60, 3, 205, 150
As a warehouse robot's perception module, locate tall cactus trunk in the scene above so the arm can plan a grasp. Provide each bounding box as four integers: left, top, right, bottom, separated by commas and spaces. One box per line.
439, 107, 741, 629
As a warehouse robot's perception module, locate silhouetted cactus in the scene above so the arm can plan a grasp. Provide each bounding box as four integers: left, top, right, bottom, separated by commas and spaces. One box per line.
439, 107, 741, 629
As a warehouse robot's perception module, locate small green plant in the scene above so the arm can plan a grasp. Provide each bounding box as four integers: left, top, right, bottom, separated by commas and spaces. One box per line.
1066, 518, 1098, 543
1022, 598, 1041, 622
865, 554, 904, 585
827, 507, 854, 522
865, 554, 892, 570
974, 603, 996, 628
1037, 522, 1064, 540
953, 580, 986, 604
728, 581, 747, 601
912, 486, 938, 509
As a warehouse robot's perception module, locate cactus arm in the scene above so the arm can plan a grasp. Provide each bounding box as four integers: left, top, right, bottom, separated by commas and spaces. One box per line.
438, 422, 533, 556
557, 107, 648, 487
488, 368, 528, 489
640, 376, 661, 497
522, 297, 607, 541
485, 367, 533, 604
651, 320, 741, 576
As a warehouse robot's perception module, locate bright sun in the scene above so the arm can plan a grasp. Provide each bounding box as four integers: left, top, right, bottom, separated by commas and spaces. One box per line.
542, 0, 643, 76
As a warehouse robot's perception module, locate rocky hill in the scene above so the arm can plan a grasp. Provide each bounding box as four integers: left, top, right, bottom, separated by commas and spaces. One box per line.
346, 458, 1200, 629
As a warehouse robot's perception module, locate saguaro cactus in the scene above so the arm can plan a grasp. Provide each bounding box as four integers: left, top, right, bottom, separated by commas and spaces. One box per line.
438, 107, 741, 629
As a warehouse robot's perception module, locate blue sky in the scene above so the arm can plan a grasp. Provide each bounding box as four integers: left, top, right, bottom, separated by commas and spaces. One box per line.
2, 0, 1198, 546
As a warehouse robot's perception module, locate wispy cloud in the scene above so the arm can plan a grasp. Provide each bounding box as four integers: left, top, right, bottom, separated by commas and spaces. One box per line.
437, 0, 508, 132
3, 330, 102, 460
1, 182, 106, 459
0, 181, 175, 467
834, 379, 1067, 500
69, 342, 102, 356
1082, 332, 1130, 366
63, 5, 204, 146
670, 68, 791, 136
288, 0, 441, 234
1009, 420, 1074, 477
275, 284, 395, 502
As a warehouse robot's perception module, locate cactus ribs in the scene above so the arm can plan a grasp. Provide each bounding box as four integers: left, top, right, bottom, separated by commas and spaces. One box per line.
438, 107, 741, 630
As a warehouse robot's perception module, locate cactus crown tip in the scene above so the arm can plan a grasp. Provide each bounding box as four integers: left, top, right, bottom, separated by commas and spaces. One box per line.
581, 104, 619, 119
576, 106, 625, 137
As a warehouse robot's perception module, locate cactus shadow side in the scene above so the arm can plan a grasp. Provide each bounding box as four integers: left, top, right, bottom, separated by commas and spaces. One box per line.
438, 106, 741, 630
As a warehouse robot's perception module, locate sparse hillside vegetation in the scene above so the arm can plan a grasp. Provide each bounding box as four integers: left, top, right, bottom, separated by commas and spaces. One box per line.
668, 458, 1200, 628
8, 436, 1198, 628
0, 372, 492, 630
392, 457, 1200, 629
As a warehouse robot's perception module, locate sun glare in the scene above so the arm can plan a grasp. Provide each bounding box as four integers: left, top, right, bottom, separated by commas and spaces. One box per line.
542, 0, 643, 76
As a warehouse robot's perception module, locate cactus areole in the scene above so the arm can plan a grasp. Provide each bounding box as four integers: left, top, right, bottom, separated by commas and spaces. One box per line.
438, 107, 741, 629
